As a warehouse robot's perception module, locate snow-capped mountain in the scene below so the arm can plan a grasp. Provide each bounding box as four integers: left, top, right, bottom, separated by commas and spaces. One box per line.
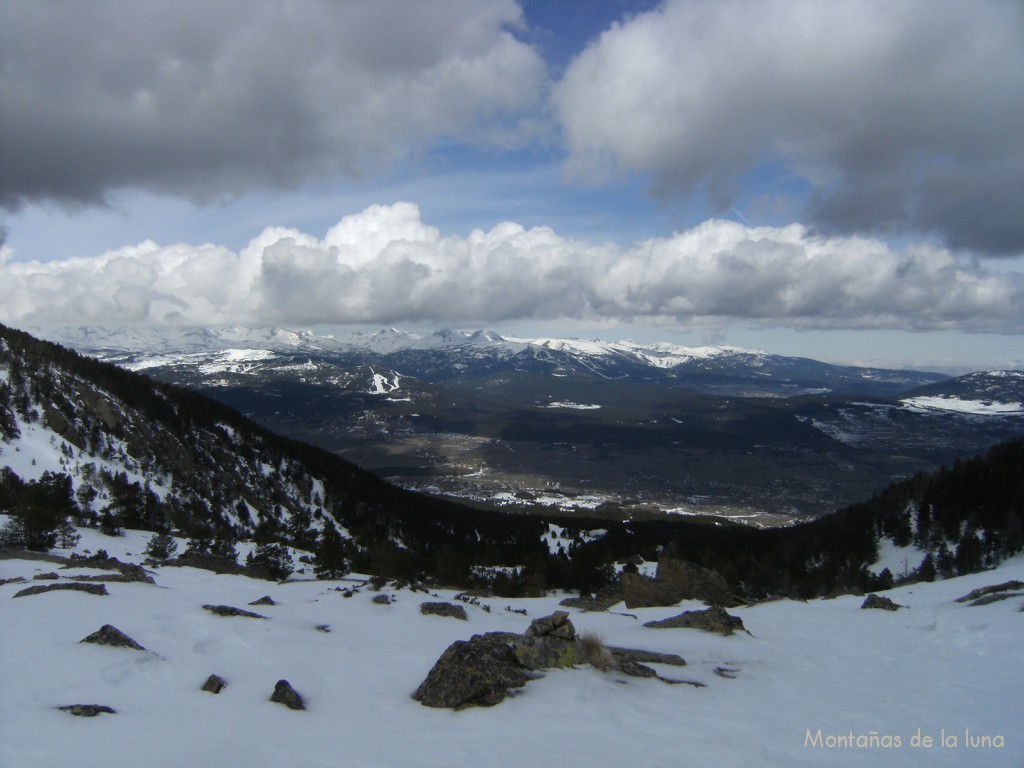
31, 324, 948, 397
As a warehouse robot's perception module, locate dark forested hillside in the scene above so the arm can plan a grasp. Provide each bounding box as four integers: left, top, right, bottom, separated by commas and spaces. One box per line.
0, 323, 547, 574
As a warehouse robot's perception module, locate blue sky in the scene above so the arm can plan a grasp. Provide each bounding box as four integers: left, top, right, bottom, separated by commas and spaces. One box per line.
1, 0, 1022, 373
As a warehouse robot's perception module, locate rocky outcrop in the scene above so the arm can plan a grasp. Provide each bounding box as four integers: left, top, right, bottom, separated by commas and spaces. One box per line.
644, 606, 748, 636
79, 624, 146, 650
419, 601, 467, 621
861, 594, 902, 611
622, 557, 735, 608
58, 704, 116, 717
33, 571, 59, 580
14, 582, 108, 598
63, 555, 155, 583
559, 583, 624, 612
203, 604, 268, 619
372, 594, 393, 605
512, 611, 578, 670
413, 632, 531, 710
269, 679, 305, 710
415, 611, 692, 710
956, 580, 1024, 606
201, 674, 227, 694
248, 595, 277, 606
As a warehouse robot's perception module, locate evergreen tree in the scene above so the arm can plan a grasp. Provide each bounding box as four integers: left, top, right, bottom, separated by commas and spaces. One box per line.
313, 523, 350, 580
144, 532, 179, 560
247, 543, 294, 580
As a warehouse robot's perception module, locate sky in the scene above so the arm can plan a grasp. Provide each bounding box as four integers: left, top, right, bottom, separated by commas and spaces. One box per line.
1, 0, 1022, 373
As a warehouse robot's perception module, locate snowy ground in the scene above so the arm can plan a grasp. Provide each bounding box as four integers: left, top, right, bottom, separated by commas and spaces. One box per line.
1, 526, 1022, 767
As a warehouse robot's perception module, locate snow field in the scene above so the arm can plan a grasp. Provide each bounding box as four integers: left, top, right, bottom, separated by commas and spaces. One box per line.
1, 528, 1022, 767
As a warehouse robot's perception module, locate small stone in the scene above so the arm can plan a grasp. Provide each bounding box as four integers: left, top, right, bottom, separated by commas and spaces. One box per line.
59, 704, 116, 717
372, 594, 392, 605
248, 595, 277, 606
79, 624, 146, 650
315, 624, 331, 633
201, 674, 227, 694
420, 601, 467, 620
269, 679, 305, 710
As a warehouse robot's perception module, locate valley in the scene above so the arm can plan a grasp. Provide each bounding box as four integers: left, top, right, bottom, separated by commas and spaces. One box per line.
37, 325, 1023, 525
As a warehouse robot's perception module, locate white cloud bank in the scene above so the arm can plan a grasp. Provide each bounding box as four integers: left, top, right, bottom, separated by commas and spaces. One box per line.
2, 204, 1020, 333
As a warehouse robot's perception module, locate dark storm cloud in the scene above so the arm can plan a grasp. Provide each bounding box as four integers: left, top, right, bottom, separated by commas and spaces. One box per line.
0, 0, 544, 209
553, 0, 1024, 255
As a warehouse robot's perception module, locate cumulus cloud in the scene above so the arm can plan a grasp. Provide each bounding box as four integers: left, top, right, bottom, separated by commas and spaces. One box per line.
0, 0, 545, 209
2, 203, 1020, 333
552, 0, 1024, 255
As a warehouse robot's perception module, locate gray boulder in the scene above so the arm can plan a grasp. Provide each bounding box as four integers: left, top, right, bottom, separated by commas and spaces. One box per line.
269, 679, 305, 710
512, 611, 579, 670
201, 674, 227, 694
413, 632, 531, 710
14, 582, 108, 599
643, 606, 748, 636
420, 601, 467, 620
861, 594, 902, 611
79, 624, 146, 650
203, 604, 268, 619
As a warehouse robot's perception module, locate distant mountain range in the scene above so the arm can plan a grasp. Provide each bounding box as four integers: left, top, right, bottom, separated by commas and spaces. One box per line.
28, 325, 1024, 520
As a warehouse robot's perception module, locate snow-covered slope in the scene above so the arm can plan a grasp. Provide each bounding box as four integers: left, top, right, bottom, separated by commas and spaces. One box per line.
2, 529, 1021, 768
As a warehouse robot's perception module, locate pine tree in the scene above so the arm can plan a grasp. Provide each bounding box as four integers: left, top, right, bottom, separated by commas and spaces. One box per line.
314, 523, 349, 580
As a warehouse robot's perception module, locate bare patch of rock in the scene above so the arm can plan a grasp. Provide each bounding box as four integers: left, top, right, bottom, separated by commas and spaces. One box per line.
14, 582, 108, 599
58, 704, 116, 717
202, 604, 268, 619
269, 679, 305, 710
861, 594, 903, 611
80, 624, 146, 650
644, 606, 748, 636
420, 601, 467, 620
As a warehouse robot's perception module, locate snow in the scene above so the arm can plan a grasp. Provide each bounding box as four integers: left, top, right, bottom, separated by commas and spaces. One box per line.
869, 537, 925, 580
544, 401, 601, 410
2, 534, 1022, 767
368, 369, 401, 394
901, 396, 1023, 415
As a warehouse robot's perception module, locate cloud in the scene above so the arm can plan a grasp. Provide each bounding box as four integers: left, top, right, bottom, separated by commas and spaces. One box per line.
552, 0, 1024, 255
0, 0, 545, 209
2, 203, 1020, 333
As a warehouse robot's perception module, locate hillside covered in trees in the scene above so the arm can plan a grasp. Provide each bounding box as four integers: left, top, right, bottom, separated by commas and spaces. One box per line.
1, 322, 1022, 599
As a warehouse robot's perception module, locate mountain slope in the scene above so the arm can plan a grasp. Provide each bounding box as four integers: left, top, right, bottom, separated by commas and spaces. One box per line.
2, 529, 1022, 768
0, 323, 547, 568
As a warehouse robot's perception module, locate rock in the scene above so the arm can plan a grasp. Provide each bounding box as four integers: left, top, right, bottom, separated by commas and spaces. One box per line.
269, 679, 305, 710
511, 611, 579, 670
248, 595, 277, 606
419, 601, 467, 620
643, 606, 748, 636
617, 660, 658, 678
79, 624, 146, 650
33, 571, 59, 580
201, 674, 227, 694
512, 634, 578, 670
621, 573, 686, 609
203, 604, 268, 619
14, 582, 108, 599
969, 591, 1024, 607
372, 594, 392, 605
0, 576, 27, 586
58, 704, 116, 717
955, 581, 1024, 604
607, 647, 686, 667
861, 594, 902, 611
413, 632, 531, 709
525, 610, 576, 640
559, 583, 624, 612
63, 555, 154, 583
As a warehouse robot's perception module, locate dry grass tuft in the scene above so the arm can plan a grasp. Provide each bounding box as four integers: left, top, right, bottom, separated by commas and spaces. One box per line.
579, 630, 615, 672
